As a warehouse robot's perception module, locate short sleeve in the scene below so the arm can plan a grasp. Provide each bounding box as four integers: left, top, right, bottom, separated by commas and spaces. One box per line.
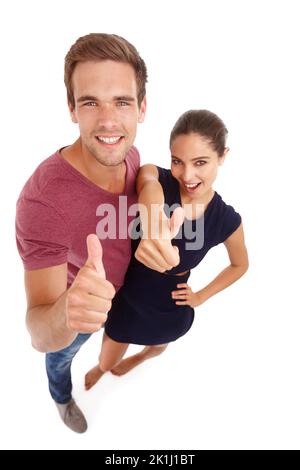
157, 166, 168, 185
156, 166, 180, 208
218, 205, 242, 243
15, 196, 71, 270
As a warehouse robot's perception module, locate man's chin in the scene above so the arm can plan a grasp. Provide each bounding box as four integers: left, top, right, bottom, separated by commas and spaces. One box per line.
84, 143, 126, 166
92, 152, 127, 167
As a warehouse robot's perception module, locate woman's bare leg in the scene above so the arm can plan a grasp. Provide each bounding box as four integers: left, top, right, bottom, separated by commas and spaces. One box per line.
85, 333, 129, 390
111, 343, 168, 376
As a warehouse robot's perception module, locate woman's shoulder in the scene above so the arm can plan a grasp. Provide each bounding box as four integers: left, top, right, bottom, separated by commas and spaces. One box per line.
156, 165, 172, 180
212, 192, 240, 216
210, 192, 242, 243
156, 166, 180, 205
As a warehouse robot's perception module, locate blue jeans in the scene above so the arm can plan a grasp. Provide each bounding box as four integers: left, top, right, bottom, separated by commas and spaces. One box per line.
45, 333, 91, 404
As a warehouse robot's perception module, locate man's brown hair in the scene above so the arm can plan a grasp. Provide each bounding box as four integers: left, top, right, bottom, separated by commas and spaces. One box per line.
65, 33, 148, 107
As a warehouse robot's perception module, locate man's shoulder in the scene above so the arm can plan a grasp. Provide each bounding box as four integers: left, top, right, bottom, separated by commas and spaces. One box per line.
18, 149, 70, 201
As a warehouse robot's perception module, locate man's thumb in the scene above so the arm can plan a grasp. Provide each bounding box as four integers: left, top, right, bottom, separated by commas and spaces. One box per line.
169, 206, 185, 240
85, 234, 106, 278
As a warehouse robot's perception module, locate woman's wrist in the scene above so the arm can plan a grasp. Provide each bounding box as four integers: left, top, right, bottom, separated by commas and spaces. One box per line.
195, 290, 206, 306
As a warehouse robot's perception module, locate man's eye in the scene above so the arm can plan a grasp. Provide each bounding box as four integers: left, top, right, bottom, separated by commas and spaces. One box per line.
85, 102, 97, 107
196, 161, 206, 166
172, 159, 180, 165
117, 101, 129, 107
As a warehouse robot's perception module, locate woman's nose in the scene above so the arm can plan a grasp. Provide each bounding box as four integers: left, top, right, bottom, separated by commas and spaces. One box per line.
182, 167, 195, 182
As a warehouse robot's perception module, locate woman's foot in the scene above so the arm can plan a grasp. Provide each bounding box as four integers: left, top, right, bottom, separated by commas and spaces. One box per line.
111, 353, 145, 376
85, 365, 105, 390
111, 345, 168, 377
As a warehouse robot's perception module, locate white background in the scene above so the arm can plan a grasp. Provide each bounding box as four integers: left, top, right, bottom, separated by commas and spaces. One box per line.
1, 0, 299, 450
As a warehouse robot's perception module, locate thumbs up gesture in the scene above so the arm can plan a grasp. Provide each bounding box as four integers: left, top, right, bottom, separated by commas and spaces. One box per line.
135, 206, 185, 272
66, 235, 115, 333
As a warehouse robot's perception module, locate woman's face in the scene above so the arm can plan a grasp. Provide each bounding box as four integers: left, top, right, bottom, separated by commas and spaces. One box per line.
170, 133, 226, 199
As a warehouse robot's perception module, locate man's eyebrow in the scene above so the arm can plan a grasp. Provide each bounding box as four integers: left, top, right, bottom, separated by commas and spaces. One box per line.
113, 95, 136, 102
77, 95, 98, 103
171, 155, 211, 161
76, 95, 137, 103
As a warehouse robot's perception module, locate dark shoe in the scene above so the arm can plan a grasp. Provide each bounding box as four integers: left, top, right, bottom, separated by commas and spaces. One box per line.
55, 398, 88, 433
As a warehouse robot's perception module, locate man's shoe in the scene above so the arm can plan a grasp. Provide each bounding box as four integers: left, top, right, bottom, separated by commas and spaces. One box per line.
55, 398, 88, 433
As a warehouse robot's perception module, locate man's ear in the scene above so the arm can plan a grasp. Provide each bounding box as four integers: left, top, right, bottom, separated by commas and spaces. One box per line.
68, 101, 78, 124
138, 96, 147, 123
219, 147, 229, 166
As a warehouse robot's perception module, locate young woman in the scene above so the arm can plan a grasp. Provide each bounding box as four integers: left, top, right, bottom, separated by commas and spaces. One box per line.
85, 109, 249, 389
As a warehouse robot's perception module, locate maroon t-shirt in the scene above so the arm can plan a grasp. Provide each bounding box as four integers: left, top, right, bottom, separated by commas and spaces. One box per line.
15, 146, 140, 290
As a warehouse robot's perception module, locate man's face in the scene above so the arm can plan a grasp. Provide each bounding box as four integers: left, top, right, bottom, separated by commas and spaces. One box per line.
69, 60, 146, 166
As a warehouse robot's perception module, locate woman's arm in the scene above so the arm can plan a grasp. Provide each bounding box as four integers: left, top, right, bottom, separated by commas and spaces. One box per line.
136, 164, 163, 206
135, 164, 184, 271
172, 223, 249, 307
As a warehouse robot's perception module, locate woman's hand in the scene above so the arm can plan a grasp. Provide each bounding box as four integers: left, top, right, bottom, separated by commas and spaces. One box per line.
171, 283, 202, 308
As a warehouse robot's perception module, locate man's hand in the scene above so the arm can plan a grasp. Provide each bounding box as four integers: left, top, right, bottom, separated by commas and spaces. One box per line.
135, 206, 185, 272
66, 234, 115, 333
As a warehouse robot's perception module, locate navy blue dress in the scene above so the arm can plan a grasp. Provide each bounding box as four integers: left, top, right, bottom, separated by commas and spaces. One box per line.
105, 167, 242, 345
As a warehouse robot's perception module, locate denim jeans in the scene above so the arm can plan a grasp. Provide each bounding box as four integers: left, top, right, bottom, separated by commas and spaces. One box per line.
45, 333, 91, 404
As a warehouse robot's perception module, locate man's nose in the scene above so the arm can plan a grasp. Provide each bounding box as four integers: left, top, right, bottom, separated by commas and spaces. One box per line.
96, 104, 118, 127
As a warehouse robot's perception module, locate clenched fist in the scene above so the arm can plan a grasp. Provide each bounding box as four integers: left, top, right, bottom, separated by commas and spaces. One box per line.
66, 234, 115, 333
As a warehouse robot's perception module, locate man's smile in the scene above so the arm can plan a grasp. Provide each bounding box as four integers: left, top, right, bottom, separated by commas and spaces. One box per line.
95, 135, 125, 147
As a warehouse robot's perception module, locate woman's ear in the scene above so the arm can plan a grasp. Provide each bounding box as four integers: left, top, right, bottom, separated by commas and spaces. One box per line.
219, 147, 229, 166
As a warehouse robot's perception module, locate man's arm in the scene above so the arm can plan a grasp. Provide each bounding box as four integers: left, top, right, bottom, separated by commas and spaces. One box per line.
25, 263, 74, 353
25, 235, 115, 353
136, 164, 184, 272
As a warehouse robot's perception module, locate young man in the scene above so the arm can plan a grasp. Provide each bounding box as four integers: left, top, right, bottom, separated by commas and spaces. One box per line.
16, 33, 182, 434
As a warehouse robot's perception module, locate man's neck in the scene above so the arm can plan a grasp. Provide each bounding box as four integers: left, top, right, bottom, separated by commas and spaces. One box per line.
61, 139, 127, 193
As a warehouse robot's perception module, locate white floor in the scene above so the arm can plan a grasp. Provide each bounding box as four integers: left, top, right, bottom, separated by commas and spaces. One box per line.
2, 252, 300, 450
